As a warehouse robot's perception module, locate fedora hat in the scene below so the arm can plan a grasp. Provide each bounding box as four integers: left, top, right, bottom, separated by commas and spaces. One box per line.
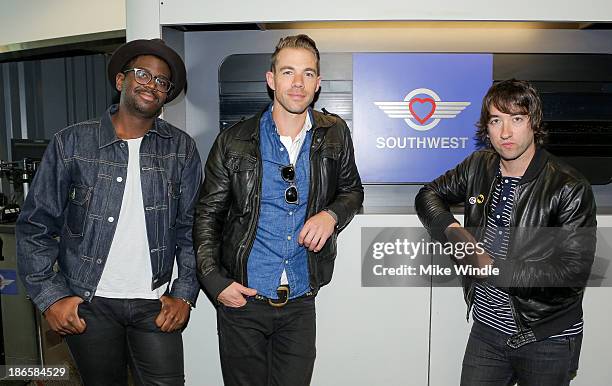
108, 38, 186, 103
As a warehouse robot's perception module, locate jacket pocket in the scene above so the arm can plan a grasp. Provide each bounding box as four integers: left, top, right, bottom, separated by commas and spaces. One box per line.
66, 184, 92, 237
225, 152, 257, 214
318, 144, 342, 198
320, 144, 341, 160
168, 181, 181, 229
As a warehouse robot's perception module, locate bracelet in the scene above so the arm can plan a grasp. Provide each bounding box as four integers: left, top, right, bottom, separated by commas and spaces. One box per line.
179, 297, 194, 309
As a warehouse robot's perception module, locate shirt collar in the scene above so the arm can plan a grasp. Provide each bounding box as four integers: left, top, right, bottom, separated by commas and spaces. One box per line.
269, 104, 313, 136
98, 104, 172, 149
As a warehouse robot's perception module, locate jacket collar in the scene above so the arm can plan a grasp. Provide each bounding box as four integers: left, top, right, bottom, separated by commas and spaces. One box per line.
520, 147, 549, 184
98, 104, 172, 149
233, 106, 336, 141
487, 146, 550, 185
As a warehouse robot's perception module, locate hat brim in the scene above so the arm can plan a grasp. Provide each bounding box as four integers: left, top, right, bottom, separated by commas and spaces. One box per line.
108, 39, 186, 103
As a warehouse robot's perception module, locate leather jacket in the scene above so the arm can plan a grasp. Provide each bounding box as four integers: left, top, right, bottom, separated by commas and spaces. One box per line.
193, 109, 363, 301
415, 148, 597, 346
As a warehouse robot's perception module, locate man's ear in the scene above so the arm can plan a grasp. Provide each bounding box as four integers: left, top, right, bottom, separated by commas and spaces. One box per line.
266, 71, 275, 91
115, 72, 125, 92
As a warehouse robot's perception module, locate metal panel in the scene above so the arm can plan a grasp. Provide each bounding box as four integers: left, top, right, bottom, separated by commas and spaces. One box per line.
219, 53, 352, 129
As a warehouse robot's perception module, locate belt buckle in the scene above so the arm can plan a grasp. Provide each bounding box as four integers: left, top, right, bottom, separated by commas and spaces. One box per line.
268, 285, 290, 307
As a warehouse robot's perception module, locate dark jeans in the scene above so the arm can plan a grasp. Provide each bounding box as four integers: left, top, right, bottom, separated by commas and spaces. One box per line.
217, 296, 317, 386
461, 321, 582, 386
65, 297, 184, 386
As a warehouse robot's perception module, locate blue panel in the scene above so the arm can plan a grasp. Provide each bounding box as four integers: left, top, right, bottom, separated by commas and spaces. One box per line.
0, 269, 18, 295
353, 53, 493, 183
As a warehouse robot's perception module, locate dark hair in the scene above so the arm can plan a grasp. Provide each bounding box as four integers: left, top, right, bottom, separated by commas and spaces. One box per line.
270, 34, 320, 75
476, 79, 546, 146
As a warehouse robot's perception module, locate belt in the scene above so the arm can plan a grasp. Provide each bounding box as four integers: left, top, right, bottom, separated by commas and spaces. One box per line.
252, 285, 315, 307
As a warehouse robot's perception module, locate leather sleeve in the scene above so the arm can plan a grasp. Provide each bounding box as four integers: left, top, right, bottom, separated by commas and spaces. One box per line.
415, 153, 476, 242
490, 179, 597, 295
324, 119, 364, 232
192, 133, 235, 301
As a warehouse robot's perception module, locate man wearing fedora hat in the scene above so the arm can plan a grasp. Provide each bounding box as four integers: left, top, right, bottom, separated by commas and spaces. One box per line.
16, 39, 201, 385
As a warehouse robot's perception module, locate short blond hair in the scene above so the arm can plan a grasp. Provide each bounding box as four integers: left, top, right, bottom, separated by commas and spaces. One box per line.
270, 34, 320, 75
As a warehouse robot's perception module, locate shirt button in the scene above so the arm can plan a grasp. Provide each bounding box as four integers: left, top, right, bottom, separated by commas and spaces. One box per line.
285, 260, 289, 264
499, 231, 503, 235
96, 258, 102, 264
280, 147, 284, 151
496, 215, 500, 219
502, 197, 507, 201
84, 291, 91, 297
287, 236, 292, 240
288, 211, 293, 215
505, 179, 509, 183
116, 177, 123, 182
119, 143, 125, 148
108, 217, 115, 223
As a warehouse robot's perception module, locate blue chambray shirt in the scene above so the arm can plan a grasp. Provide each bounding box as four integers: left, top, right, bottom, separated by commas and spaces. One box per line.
246, 107, 312, 299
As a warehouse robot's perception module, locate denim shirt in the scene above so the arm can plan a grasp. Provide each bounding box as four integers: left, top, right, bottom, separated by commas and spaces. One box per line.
16, 104, 202, 312
246, 107, 312, 299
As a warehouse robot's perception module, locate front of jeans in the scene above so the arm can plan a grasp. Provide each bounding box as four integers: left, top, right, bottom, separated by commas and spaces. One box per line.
217, 296, 316, 386
65, 297, 184, 386
461, 321, 582, 386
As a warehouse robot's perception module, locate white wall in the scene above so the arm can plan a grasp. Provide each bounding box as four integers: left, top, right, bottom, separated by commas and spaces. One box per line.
0, 0, 125, 47
158, 0, 612, 25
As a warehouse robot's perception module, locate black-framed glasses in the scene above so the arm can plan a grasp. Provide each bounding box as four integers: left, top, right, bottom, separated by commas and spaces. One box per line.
281, 164, 298, 204
123, 67, 174, 93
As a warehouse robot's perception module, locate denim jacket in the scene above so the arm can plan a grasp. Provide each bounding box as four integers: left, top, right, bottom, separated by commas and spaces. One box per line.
16, 105, 202, 312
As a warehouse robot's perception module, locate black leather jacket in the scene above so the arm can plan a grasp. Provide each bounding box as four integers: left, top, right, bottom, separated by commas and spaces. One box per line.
193, 109, 363, 301
415, 148, 596, 346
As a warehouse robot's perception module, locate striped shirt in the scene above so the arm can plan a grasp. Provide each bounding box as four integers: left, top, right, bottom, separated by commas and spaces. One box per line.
472, 173, 583, 339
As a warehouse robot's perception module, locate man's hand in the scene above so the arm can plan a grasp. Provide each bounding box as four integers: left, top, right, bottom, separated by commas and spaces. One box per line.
444, 223, 493, 277
217, 282, 257, 308
44, 296, 86, 335
298, 211, 337, 252
155, 295, 191, 332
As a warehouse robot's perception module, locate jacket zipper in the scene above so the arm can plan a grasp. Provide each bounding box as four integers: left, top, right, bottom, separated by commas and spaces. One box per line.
507, 183, 526, 332
239, 139, 263, 286
465, 174, 498, 320
306, 128, 323, 289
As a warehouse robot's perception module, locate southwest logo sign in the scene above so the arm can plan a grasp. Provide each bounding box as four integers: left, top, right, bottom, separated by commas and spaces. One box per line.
374, 88, 471, 131
352, 53, 492, 183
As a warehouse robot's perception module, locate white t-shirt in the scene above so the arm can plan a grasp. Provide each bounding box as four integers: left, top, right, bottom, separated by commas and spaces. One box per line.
96, 137, 167, 299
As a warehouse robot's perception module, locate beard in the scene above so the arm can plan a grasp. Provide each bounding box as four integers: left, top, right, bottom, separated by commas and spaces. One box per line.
121, 87, 163, 119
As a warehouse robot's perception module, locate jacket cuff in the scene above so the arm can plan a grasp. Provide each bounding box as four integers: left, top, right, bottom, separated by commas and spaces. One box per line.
34, 286, 74, 313
169, 280, 200, 306
323, 208, 339, 225
325, 201, 356, 231
429, 212, 460, 242
200, 271, 235, 303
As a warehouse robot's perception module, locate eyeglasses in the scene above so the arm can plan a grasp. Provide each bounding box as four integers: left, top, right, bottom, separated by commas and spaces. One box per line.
123, 68, 174, 93
281, 164, 298, 204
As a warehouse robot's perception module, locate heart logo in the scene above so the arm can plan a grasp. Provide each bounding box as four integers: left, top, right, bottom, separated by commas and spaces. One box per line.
409, 98, 436, 124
